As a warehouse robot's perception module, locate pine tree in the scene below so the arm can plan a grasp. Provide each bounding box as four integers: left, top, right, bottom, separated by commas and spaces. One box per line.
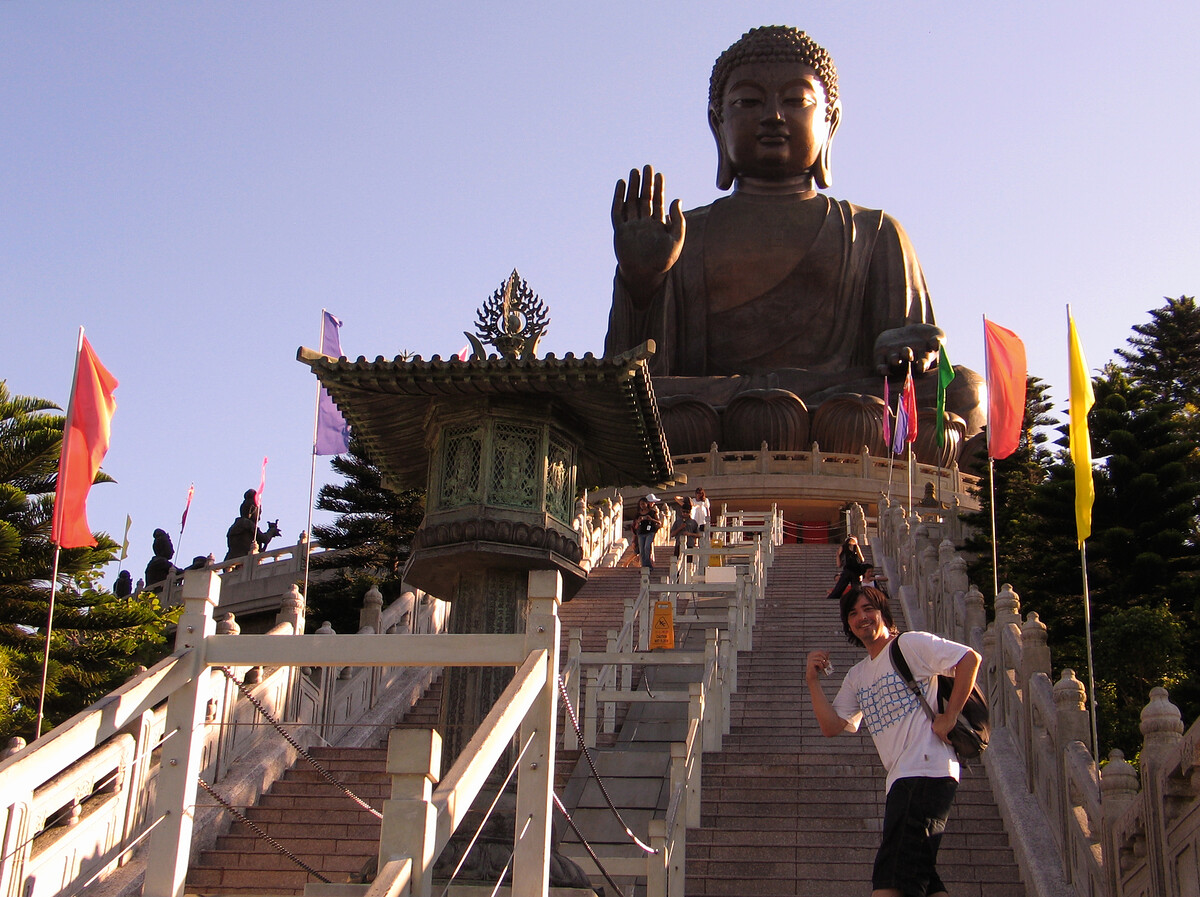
1115, 296, 1200, 412
1016, 359, 1200, 754
0, 382, 172, 741
307, 439, 425, 634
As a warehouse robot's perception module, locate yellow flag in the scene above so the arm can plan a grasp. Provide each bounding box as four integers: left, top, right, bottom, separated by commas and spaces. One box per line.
1067, 311, 1095, 546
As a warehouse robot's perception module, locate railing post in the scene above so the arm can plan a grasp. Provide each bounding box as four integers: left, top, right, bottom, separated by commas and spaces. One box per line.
565, 629, 582, 751
584, 668, 598, 748
1137, 687, 1184, 897
686, 685, 702, 828
513, 569, 561, 897
704, 630, 722, 751
605, 630, 618, 734
378, 728, 440, 895
144, 568, 219, 897
647, 819, 668, 897
1100, 749, 1139, 897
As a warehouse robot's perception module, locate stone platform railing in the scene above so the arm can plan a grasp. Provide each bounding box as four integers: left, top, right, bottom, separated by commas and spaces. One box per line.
0, 584, 445, 897
875, 494, 1199, 897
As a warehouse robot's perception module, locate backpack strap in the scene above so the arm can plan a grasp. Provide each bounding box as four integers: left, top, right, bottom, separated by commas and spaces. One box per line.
889, 636, 937, 724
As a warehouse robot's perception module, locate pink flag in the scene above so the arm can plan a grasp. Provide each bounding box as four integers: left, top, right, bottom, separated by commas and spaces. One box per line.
181, 483, 194, 531
984, 319, 1027, 460
256, 457, 268, 508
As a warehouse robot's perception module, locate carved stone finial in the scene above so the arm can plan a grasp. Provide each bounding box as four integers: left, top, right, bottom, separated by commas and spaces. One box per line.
364, 585, 383, 612
995, 583, 1020, 621
316, 620, 335, 635
1140, 686, 1184, 749
1054, 669, 1087, 713
1100, 749, 1140, 810
465, 270, 550, 360
216, 612, 240, 636
1021, 611, 1048, 647
2, 736, 26, 760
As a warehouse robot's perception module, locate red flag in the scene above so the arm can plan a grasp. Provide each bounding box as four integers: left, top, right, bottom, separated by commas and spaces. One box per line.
181, 483, 195, 531
901, 371, 918, 444
984, 319, 1027, 460
52, 334, 118, 548
255, 456, 268, 507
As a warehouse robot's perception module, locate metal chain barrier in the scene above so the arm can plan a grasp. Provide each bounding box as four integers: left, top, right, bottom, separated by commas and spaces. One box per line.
197, 777, 331, 884
556, 674, 656, 854
216, 665, 383, 819
552, 791, 628, 897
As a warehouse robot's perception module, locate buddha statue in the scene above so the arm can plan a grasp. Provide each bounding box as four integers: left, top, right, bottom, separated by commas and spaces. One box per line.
604, 26, 983, 464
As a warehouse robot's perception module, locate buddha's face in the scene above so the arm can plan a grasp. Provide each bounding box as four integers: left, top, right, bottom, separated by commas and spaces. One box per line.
712, 62, 840, 184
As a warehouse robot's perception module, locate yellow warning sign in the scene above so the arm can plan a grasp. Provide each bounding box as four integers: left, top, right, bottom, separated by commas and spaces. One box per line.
650, 599, 675, 650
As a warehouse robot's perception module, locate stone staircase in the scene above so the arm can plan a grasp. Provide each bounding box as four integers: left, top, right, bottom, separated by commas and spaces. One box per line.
687, 543, 1025, 897
186, 543, 1027, 896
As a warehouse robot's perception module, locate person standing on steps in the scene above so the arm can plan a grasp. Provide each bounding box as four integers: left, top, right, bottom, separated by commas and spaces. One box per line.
806, 586, 981, 897
825, 535, 868, 600
633, 495, 662, 571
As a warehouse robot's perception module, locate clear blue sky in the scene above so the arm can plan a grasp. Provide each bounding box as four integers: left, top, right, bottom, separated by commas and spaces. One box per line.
3, 3, 1198, 589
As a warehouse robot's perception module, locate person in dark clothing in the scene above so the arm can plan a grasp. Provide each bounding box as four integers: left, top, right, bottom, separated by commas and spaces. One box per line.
825, 536, 868, 600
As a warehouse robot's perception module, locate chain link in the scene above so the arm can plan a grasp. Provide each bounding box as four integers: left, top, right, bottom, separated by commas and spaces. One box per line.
197, 776, 331, 883
217, 665, 383, 819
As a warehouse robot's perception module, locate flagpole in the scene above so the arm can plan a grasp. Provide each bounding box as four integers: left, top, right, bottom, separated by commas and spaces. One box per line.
1080, 541, 1100, 757
983, 317, 1000, 598
988, 458, 1000, 598
38, 327, 86, 740
302, 310, 327, 611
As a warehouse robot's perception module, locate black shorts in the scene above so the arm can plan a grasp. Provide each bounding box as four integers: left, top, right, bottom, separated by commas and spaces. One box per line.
873, 776, 957, 896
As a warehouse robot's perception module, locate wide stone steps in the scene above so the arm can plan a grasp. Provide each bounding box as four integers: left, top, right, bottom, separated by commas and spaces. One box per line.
684, 543, 1024, 897
186, 565, 640, 895
186, 541, 1026, 896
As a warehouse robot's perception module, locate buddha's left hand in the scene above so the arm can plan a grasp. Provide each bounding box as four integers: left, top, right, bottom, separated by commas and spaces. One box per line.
874, 323, 945, 376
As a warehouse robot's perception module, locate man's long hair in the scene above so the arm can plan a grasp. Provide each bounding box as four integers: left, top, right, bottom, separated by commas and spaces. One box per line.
839, 585, 898, 645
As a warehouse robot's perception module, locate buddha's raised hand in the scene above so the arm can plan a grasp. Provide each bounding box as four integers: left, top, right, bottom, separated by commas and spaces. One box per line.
874, 323, 945, 377
612, 165, 685, 298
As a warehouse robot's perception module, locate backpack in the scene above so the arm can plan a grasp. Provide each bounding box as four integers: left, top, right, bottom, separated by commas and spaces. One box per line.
890, 635, 990, 762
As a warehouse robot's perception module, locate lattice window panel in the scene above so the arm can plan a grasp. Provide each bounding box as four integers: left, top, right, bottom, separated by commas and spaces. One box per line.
439, 426, 482, 508
545, 436, 574, 523
491, 422, 540, 509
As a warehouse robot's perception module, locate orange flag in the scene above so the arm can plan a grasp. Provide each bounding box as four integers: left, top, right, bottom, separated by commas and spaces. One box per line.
52, 334, 118, 548
983, 319, 1027, 460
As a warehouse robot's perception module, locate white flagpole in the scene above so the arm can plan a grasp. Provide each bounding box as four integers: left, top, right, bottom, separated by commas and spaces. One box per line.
989, 458, 1000, 600
37, 326, 85, 739
1081, 541, 1099, 757
301, 310, 327, 611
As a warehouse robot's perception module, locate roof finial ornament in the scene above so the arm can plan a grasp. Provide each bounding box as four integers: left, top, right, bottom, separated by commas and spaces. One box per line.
464, 269, 550, 361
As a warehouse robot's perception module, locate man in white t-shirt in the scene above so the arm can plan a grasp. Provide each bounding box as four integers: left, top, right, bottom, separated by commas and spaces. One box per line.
806, 586, 980, 897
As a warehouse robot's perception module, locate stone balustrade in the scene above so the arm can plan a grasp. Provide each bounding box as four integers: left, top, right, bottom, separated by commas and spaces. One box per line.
875, 495, 1200, 897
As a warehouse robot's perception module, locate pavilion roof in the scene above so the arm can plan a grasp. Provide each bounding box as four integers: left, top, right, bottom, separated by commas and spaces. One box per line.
296, 342, 673, 492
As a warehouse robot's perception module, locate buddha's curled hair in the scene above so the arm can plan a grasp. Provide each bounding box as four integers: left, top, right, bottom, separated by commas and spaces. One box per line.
709, 26, 839, 122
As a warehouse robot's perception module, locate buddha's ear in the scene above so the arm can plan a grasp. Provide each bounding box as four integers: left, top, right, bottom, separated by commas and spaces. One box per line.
709, 105, 735, 191
815, 101, 842, 190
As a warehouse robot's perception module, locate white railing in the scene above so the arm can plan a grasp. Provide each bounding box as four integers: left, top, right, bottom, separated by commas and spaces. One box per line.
0, 583, 443, 897
574, 493, 626, 571
672, 442, 979, 495
558, 510, 779, 896
877, 495, 1200, 897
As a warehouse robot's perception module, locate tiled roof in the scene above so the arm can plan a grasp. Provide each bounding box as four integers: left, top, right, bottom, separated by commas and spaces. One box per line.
297, 342, 673, 492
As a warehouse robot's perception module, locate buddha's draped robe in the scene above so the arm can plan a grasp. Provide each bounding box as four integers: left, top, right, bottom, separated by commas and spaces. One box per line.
604, 193, 935, 400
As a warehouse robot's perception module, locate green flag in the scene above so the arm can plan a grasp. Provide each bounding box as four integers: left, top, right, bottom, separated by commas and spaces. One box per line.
936, 345, 956, 447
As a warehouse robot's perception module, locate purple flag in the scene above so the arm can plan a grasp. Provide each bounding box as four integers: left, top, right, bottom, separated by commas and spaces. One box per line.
890, 388, 909, 454
315, 311, 351, 455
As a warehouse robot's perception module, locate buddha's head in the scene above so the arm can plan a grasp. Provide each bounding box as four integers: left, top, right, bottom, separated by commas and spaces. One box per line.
709, 27, 841, 191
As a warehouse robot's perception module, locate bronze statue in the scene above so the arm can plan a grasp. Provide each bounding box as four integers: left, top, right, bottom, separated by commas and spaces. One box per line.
225, 489, 263, 560
144, 528, 180, 586
604, 26, 983, 462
